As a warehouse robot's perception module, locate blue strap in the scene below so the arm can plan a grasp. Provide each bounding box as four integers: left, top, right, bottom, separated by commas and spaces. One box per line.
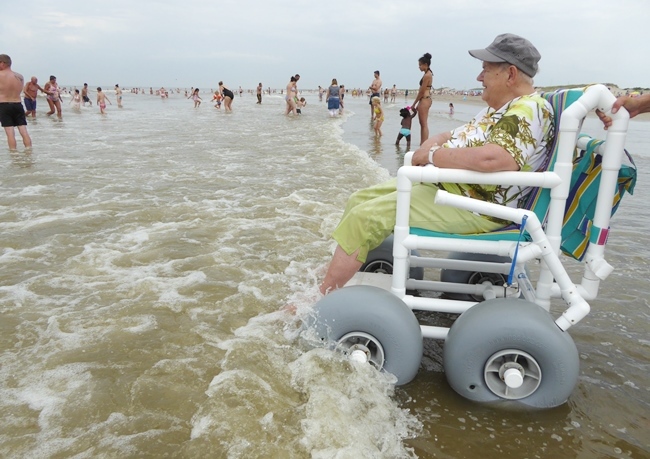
507, 215, 528, 285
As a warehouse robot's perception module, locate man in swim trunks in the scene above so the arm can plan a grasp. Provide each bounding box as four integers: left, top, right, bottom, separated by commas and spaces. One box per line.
23, 76, 44, 118
81, 83, 92, 106
0, 54, 32, 150
96, 87, 112, 114
369, 70, 382, 117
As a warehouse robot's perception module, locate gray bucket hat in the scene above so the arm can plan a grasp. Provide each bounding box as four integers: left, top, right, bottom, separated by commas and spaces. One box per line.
469, 33, 541, 77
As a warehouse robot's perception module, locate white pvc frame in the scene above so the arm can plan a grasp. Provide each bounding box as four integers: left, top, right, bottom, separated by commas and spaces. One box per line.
387, 84, 629, 339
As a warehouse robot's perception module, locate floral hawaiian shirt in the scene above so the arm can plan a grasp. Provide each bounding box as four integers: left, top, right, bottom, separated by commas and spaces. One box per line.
440, 94, 555, 208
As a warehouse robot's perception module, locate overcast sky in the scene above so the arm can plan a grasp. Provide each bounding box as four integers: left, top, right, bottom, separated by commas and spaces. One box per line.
2, 0, 648, 91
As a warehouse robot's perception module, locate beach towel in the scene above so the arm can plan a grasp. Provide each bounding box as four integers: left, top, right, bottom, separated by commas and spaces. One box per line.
560, 136, 637, 260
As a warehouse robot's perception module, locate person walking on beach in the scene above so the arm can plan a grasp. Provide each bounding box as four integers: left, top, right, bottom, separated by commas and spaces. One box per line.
219, 82, 234, 112
256, 83, 263, 104
0, 54, 32, 150
325, 78, 341, 117
189, 88, 202, 107
390, 85, 397, 103
115, 84, 123, 108
395, 106, 416, 149
23, 76, 44, 118
411, 52, 434, 145
96, 87, 112, 114
371, 96, 385, 136
81, 83, 92, 106
43, 75, 62, 119
369, 70, 382, 117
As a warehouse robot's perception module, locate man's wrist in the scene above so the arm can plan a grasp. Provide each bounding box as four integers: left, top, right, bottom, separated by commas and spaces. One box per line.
428, 145, 440, 164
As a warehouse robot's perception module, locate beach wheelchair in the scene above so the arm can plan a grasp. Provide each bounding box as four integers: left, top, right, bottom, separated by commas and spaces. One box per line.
307, 84, 636, 408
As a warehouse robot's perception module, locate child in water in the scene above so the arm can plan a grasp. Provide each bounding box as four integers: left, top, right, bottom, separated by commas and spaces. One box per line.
395, 106, 417, 149
449, 102, 455, 116
96, 87, 112, 114
213, 91, 222, 109
296, 97, 306, 114
70, 89, 82, 111
371, 96, 384, 136
189, 88, 202, 108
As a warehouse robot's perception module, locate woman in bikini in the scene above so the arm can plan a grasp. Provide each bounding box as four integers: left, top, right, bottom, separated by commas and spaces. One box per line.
411, 53, 434, 145
43, 75, 62, 119
285, 76, 298, 115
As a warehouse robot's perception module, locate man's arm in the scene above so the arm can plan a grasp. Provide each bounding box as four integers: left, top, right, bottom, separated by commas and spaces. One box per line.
412, 141, 518, 172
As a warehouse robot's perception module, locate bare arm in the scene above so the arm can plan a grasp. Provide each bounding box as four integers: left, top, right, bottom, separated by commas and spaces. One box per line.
411, 135, 519, 172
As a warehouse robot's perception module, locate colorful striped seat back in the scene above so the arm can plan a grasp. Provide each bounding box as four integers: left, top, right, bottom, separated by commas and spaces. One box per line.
560, 136, 637, 260
523, 89, 585, 224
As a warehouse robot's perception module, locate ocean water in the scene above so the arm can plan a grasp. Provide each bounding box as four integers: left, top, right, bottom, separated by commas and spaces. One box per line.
0, 91, 648, 458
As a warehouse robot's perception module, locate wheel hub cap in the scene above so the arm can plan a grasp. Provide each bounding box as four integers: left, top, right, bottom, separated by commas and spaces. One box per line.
337, 331, 385, 370
484, 349, 542, 400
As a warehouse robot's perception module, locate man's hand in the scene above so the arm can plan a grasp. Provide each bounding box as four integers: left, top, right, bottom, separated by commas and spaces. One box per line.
411, 145, 434, 166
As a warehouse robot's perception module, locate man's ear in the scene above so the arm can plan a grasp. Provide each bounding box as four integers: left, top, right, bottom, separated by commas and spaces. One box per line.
508, 65, 518, 84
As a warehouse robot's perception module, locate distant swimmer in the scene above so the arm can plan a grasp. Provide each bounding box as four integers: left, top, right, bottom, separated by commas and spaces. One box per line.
256, 82, 263, 104
0, 54, 32, 150
369, 70, 382, 117
371, 96, 385, 136
189, 88, 202, 107
219, 81, 234, 112
96, 87, 112, 114
285, 75, 298, 115
296, 97, 306, 114
43, 75, 62, 119
212, 90, 222, 109
325, 78, 340, 117
70, 89, 81, 110
115, 84, 123, 108
23, 76, 45, 118
81, 83, 92, 106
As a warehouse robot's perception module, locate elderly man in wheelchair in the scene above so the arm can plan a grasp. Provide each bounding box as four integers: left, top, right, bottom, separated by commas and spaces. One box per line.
306, 33, 635, 409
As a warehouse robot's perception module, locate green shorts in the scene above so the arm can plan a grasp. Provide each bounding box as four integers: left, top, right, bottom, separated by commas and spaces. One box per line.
332, 178, 505, 263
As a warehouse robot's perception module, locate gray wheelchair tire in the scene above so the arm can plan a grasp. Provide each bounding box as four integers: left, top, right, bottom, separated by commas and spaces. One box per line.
307, 285, 423, 385
443, 298, 579, 408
